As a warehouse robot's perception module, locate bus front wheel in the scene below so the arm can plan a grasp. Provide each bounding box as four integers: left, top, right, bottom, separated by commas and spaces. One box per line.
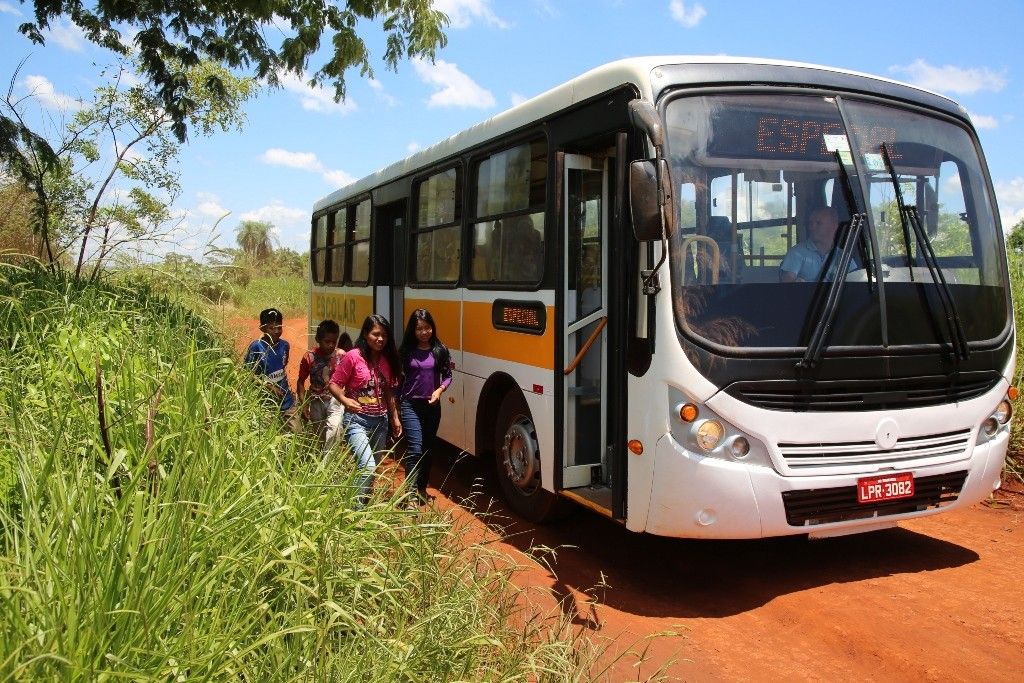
494, 391, 562, 523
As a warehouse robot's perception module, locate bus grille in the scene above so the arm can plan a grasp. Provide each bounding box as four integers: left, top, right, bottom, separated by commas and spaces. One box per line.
781, 471, 968, 526
778, 429, 972, 470
725, 373, 1000, 412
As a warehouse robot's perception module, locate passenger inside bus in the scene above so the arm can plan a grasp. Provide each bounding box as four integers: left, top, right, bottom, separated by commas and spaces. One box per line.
477, 214, 543, 282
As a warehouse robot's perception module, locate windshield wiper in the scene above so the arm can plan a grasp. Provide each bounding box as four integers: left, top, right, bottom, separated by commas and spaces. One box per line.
797, 152, 867, 371
881, 144, 970, 360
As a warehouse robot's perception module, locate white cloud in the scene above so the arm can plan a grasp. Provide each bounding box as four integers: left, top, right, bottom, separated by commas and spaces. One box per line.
669, 0, 706, 28
195, 192, 230, 219
510, 92, 527, 106
432, 0, 510, 29
996, 178, 1024, 230
889, 60, 1007, 95
277, 72, 357, 115
261, 147, 354, 188
46, 20, 87, 52
368, 78, 398, 106
0, 2, 23, 16
412, 57, 495, 109
262, 148, 323, 172
407, 142, 422, 154
323, 169, 356, 187
21, 75, 82, 111
967, 111, 998, 129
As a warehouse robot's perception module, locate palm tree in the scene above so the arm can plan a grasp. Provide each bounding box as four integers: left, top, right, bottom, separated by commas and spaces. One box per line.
236, 220, 275, 260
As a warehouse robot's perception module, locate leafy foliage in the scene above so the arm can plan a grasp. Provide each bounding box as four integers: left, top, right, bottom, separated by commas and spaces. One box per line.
2, 59, 255, 277
15, 0, 447, 142
1006, 217, 1024, 253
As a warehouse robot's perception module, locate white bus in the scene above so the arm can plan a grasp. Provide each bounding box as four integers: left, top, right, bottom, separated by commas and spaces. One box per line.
309, 56, 1014, 539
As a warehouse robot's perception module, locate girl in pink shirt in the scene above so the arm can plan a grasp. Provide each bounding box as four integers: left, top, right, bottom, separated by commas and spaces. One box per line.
328, 314, 403, 506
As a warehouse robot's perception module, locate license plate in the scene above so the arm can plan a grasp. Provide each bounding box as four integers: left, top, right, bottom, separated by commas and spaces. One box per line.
857, 472, 915, 503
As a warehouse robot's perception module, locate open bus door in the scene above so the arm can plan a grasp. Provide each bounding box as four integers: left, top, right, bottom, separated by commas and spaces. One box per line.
561, 153, 613, 511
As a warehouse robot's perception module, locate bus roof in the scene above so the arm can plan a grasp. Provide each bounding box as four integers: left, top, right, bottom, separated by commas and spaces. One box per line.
313, 55, 962, 213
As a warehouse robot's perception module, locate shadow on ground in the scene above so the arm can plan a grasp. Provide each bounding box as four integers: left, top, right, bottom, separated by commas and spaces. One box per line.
428, 442, 980, 620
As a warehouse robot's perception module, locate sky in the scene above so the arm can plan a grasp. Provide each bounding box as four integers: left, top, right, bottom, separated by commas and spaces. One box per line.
1, 0, 1023, 257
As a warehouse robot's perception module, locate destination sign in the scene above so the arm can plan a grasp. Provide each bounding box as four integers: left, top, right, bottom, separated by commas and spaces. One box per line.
708, 110, 903, 163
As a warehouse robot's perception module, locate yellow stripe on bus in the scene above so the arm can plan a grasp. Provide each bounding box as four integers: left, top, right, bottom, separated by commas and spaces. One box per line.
463, 301, 554, 370
311, 291, 374, 329
404, 297, 462, 350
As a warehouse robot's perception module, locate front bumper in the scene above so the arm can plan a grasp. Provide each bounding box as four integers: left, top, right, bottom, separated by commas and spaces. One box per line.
643, 429, 1007, 539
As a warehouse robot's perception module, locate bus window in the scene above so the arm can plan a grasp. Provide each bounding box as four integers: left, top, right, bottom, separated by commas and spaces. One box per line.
329, 208, 346, 284
470, 138, 547, 284
312, 214, 328, 283
708, 171, 792, 278
411, 167, 462, 284
347, 199, 371, 284
471, 212, 544, 283
414, 224, 460, 283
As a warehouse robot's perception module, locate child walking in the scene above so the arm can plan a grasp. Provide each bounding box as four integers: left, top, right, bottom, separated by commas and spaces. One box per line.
328, 314, 403, 506
296, 319, 346, 450
244, 307, 299, 431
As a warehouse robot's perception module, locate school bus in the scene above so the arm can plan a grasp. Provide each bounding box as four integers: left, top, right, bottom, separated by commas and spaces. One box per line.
309, 56, 1013, 539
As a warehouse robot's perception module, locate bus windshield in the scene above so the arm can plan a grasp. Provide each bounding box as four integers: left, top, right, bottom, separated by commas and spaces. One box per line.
663, 92, 1008, 352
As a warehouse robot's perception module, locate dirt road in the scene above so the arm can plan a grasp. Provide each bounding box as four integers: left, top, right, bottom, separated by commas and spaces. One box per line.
228, 317, 1024, 681
432, 447, 1023, 682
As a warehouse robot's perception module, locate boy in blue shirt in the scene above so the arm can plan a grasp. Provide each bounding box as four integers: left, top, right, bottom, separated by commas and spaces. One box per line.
244, 307, 299, 430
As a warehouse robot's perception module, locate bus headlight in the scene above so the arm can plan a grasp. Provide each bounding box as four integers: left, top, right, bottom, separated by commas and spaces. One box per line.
730, 436, 751, 459
668, 388, 775, 469
994, 400, 1012, 424
695, 420, 724, 451
982, 417, 999, 437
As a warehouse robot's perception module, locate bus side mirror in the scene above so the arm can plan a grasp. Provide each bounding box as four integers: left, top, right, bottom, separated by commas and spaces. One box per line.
630, 158, 672, 242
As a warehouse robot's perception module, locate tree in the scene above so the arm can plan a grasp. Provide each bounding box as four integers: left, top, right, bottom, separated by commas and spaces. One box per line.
236, 220, 276, 261
12, 1, 447, 143
1007, 218, 1024, 253
2, 59, 255, 277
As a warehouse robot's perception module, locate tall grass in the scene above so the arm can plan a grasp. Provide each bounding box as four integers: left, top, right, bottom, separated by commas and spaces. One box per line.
0, 266, 600, 680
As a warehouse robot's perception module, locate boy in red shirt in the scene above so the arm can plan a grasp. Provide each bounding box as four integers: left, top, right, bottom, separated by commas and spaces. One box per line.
296, 320, 349, 450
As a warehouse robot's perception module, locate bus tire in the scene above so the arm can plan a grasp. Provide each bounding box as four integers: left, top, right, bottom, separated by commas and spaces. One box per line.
494, 391, 563, 523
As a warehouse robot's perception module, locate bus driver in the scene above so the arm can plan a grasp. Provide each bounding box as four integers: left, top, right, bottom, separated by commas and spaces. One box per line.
780, 207, 848, 282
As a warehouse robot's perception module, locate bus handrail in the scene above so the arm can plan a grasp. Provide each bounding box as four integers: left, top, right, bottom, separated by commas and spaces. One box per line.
563, 316, 608, 376
681, 235, 721, 285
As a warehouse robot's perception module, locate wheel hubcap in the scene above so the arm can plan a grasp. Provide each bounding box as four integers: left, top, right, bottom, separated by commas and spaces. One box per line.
502, 415, 539, 495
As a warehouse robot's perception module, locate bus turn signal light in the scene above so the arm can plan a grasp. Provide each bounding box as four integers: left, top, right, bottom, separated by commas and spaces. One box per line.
1008, 386, 1019, 401
680, 403, 699, 422
628, 440, 644, 455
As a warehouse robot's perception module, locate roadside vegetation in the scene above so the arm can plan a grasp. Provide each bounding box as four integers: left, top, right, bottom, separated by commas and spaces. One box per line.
1005, 241, 1024, 480
0, 265, 602, 680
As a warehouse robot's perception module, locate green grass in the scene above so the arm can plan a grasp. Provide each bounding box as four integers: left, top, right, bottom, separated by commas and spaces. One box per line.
230, 275, 308, 318
0, 266, 606, 681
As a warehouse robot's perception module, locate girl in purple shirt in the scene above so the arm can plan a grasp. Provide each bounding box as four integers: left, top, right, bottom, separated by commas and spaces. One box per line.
398, 309, 452, 505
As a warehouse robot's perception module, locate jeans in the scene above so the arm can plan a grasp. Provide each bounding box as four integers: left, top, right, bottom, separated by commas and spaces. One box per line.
399, 398, 441, 493
342, 411, 388, 505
